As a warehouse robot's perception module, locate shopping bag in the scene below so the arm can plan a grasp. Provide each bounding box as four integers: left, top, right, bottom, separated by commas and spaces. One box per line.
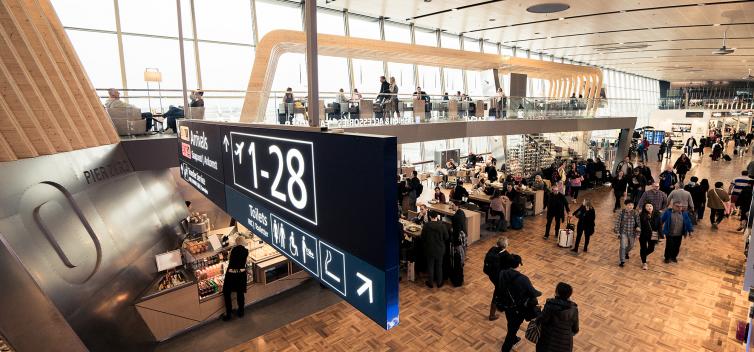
407, 261, 416, 282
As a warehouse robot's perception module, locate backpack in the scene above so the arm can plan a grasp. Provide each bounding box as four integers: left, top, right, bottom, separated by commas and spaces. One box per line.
415, 181, 424, 196
483, 247, 501, 278
660, 172, 676, 189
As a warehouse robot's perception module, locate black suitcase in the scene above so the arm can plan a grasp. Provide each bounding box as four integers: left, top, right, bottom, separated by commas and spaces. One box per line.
724, 154, 732, 161
449, 246, 464, 287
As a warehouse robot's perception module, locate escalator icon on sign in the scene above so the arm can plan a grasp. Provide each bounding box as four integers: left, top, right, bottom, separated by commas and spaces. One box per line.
318, 242, 346, 296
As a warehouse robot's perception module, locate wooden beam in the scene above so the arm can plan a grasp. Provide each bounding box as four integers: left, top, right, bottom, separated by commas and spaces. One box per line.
0, 88, 37, 158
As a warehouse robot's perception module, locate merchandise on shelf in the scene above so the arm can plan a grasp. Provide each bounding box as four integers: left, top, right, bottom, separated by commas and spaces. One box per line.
184, 239, 210, 255
157, 270, 186, 291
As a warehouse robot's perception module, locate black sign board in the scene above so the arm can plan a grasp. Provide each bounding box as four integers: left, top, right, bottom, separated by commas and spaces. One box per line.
178, 121, 399, 329
685, 111, 704, 118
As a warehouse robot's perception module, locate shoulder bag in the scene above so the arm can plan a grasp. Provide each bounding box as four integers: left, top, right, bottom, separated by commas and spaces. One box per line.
525, 319, 541, 343
712, 189, 732, 216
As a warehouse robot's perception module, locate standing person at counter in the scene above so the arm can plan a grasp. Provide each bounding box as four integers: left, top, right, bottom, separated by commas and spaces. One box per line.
421, 211, 449, 289
222, 237, 249, 321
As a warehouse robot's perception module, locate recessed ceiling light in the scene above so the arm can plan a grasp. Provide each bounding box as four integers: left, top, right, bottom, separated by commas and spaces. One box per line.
489, 18, 495, 21
713, 23, 721, 26
618, 42, 624, 45
546, 36, 551, 39
558, 17, 565, 20
526, 3, 570, 13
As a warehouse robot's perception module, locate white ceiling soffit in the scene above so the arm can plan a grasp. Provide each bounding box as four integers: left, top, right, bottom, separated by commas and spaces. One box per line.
323, 0, 754, 82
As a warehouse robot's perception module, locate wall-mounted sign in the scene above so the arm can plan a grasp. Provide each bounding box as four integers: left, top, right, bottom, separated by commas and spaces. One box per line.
178, 121, 399, 330
672, 123, 692, 133
685, 111, 704, 118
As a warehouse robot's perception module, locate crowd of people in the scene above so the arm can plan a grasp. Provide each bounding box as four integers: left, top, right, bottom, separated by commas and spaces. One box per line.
397, 134, 754, 351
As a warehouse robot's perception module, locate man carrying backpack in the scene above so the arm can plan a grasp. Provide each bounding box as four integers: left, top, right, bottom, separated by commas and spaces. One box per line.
484, 237, 514, 321
658, 165, 678, 195
495, 255, 542, 352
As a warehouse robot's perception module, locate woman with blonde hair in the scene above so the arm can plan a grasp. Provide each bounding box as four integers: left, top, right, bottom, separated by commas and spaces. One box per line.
571, 198, 595, 253
389, 76, 399, 118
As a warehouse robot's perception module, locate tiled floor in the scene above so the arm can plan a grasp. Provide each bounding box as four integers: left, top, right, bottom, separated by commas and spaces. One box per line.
227, 150, 751, 352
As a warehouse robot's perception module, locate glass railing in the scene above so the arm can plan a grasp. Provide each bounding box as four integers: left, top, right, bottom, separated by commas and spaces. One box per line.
658, 97, 754, 110
96, 88, 640, 129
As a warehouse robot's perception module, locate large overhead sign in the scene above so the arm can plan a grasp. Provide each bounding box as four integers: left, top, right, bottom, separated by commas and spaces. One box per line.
178, 121, 399, 329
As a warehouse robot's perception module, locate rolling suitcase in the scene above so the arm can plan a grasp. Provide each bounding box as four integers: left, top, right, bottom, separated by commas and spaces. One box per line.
558, 221, 575, 248
723, 154, 732, 161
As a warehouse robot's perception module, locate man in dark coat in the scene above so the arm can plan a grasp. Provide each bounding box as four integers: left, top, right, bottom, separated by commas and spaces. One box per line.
536, 282, 579, 352
544, 184, 570, 239
222, 236, 250, 321
496, 255, 541, 352
486, 237, 515, 321
420, 211, 449, 288
449, 203, 467, 244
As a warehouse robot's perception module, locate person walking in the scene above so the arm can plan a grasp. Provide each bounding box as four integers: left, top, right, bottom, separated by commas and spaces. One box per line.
736, 185, 752, 232
684, 136, 697, 156
544, 184, 570, 240
567, 164, 583, 203
614, 199, 640, 267
658, 165, 678, 195
707, 182, 730, 229
496, 255, 541, 352
637, 182, 668, 212
673, 154, 692, 185
658, 140, 667, 162
612, 170, 629, 212
628, 168, 648, 205
221, 236, 250, 321
666, 138, 674, 159
662, 201, 694, 263
484, 237, 514, 321
684, 177, 708, 221
571, 199, 596, 253
712, 140, 723, 161
638, 203, 661, 270
668, 183, 695, 213
535, 282, 579, 352
420, 211, 449, 288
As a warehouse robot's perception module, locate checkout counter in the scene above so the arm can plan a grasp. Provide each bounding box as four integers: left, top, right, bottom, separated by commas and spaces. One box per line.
135, 214, 309, 341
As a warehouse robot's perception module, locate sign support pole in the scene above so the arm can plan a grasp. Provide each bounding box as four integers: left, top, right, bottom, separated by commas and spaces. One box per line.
304, 0, 320, 127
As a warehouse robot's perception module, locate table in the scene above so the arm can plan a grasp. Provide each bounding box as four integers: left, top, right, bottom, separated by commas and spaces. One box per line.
399, 219, 422, 239
427, 202, 481, 244
465, 186, 511, 224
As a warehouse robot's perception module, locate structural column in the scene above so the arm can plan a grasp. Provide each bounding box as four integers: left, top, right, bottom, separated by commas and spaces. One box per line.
303, 0, 319, 127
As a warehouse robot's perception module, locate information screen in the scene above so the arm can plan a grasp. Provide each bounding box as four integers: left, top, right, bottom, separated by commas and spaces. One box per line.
178, 121, 399, 329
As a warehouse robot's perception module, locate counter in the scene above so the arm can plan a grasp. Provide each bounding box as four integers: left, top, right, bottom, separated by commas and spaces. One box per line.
426, 202, 482, 243
135, 228, 310, 341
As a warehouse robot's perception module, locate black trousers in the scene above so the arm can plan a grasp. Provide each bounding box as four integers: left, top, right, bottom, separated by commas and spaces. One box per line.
223, 272, 246, 317
664, 235, 683, 260
710, 208, 725, 225
573, 224, 593, 252
639, 238, 656, 263
545, 214, 563, 238
614, 192, 623, 210
501, 309, 525, 352
426, 255, 443, 286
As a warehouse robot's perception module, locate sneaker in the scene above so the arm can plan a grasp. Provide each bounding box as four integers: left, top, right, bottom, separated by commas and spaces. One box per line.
642, 263, 648, 270
543, 235, 549, 240
664, 258, 671, 263
619, 262, 625, 267
625, 253, 630, 260
425, 281, 434, 289
571, 248, 578, 253
737, 227, 744, 232
671, 258, 678, 263
711, 223, 718, 229
221, 314, 232, 322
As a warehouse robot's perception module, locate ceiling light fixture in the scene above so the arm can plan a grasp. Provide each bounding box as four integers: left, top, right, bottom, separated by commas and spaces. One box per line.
526, 3, 570, 13
558, 17, 565, 20
618, 42, 624, 45
713, 23, 721, 26
451, 8, 458, 11
489, 18, 495, 21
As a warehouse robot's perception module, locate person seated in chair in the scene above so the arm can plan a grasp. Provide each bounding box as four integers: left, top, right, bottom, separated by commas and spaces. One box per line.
105, 88, 153, 132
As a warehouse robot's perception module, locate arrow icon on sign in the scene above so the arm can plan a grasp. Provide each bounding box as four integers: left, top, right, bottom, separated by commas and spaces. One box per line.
356, 272, 373, 304
223, 135, 229, 152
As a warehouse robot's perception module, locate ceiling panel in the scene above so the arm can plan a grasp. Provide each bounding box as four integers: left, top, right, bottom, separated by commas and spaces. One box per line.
322, 0, 754, 81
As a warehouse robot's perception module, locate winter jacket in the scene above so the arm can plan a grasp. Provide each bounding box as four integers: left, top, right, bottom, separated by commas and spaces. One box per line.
639, 210, 662, 241
420, 220, 449, 258
674, 157, 692, 174
572, 206, 595, 233
706, 188, 730, 210
660, 209, 693, 237
547, 193, 570, 218
536, 298, 579, 352
612, 176, 628, 196
496, 269, 542, 319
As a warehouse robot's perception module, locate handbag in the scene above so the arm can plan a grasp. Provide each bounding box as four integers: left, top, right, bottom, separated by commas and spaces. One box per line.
712, 189, 732, 216
650, 231, 659, 241
525, 319, 541, 343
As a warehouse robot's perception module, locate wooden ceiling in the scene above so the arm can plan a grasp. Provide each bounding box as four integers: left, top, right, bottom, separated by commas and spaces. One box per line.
322, 0, 754, 82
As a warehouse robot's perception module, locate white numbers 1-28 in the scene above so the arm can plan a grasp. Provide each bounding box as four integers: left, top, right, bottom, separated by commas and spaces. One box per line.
246, 142, 308, 210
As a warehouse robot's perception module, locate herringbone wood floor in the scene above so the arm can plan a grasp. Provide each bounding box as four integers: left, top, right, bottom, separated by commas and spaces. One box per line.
228, 151, 751, 352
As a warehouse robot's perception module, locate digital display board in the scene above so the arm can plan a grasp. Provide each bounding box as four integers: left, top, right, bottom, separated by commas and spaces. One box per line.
652, 130, 665, 145
178, 121, 399, 330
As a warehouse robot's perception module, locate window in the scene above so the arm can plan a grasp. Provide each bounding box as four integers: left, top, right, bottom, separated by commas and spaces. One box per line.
194, 0, 253, 44
387, 62, 414, 97
441, 34, 460, 50
271, 53, 306, 92
463, 37, 480, 52
384, 22, 410, 43
256, 0, 301, 40
119, 0, 179, 37
317, 9, 344, 36
352, 59, 383, 94
65, 30, 121, 90
414, 28, 436, 46
121, 36, 197, 92
199, 42, 253, 90
348, 15, 380, 40
318, 56, 349, 93
51, 0, 116, 31
445, 68, 463, 95
484, 41, 498, 54
417, 65, 441, 95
